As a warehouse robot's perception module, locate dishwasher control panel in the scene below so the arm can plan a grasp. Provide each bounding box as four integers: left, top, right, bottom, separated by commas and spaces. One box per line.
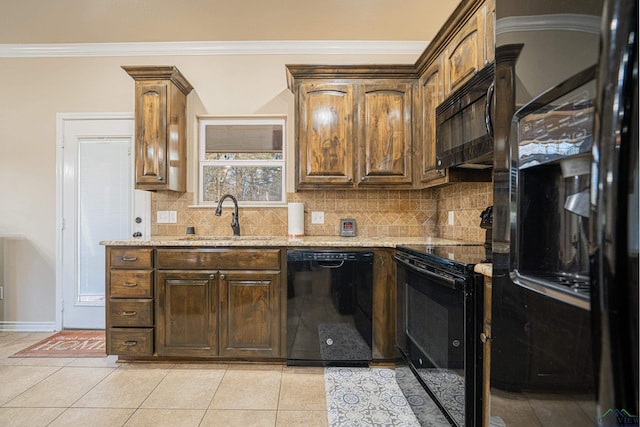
287, 250, 373, 262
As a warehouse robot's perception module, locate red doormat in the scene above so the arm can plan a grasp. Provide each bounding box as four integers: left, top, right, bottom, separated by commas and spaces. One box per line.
10, 330, 106, 358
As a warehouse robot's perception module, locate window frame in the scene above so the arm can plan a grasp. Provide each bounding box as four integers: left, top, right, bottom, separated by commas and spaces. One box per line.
197, 116, 286, 207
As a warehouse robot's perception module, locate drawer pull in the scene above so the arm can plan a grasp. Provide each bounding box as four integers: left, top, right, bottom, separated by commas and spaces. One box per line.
121, 283, 138, 287
121, 256, 138, 262
120, 311, 137, 316
123, 340, 138, 346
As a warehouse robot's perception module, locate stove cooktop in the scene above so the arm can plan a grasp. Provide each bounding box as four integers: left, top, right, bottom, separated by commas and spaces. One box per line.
397, 244, 488, 273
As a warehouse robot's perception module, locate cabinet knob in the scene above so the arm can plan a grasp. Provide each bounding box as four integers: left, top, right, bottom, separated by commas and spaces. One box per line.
219, 274, 226, 280
210, 274, 216, 280
348, 177, 353, 183
360, 176, 366, 182
157, 176, 163, 181
480, 332, 491, 343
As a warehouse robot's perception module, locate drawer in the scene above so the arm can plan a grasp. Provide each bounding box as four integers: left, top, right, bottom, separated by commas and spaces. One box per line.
108, 328, 153, 356
109, 270, 153, 298
109, 299, 153, 327
157, 248, 280, 270
109, 248, 153, 269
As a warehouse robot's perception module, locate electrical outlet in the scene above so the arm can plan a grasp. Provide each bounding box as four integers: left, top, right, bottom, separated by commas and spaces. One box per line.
157, 211, 170, 223
448, 211, 455, 225
311, 211, 325, 224
0, 286, 4, 300
168, 211, 177, 223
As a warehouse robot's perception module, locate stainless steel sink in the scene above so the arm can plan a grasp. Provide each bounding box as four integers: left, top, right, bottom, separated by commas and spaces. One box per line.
178, 236, 275, 241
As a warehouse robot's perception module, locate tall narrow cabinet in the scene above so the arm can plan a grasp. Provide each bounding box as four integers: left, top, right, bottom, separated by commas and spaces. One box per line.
123, 66, 193, 192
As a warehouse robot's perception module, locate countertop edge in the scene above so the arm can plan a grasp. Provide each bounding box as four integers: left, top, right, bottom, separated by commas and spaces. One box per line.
474, 263, 493, 277
100, 236, 482, 248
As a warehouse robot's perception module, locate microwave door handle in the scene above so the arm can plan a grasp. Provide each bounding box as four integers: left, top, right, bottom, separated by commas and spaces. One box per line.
485, 82, 495, 138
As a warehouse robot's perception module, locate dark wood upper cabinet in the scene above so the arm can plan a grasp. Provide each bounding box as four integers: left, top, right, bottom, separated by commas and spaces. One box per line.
287, 0, 495, 190
123, 66, 193, 192
287, 65, 416, 190
358, 83, 413, 186
297, 82, 355, 187
443, 9, 485, 96
419, 56, 447, 184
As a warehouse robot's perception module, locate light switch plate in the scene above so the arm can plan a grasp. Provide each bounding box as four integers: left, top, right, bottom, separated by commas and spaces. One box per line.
168, 211, 177, 223
448, 211, 455, 225
311, 211, 324, 224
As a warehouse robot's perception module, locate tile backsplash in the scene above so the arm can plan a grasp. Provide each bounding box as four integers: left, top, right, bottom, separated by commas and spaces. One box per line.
151, 183, 492, 243
434, 182, 493, 243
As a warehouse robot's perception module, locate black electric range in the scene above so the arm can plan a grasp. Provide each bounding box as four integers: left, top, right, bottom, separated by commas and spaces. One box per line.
395, 244, 486, 426
396, 244, 488, 278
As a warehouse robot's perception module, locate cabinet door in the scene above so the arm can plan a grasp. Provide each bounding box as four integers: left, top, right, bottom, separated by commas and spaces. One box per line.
444, 10, 484, 95
134, 82, 168, 189
484, 0, 495, 65
420, 57, 447, 183
297, 83, 355, 188
219, 270, 281, 357
156, 271, 218, 357
358, 83, 413, 186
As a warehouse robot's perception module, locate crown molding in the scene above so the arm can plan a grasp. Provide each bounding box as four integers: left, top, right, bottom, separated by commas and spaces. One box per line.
0, 40, 428, 58
496, 13, 601, 36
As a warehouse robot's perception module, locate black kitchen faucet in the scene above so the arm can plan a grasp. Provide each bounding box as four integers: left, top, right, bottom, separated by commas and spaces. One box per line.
215, 194, 240, 236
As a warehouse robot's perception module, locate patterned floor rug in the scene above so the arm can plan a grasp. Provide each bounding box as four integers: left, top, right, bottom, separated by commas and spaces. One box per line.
10, 330, 106, 358
324, 367, 450, 427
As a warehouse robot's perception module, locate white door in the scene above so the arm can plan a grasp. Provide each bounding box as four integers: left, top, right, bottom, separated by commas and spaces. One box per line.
59, 115, 150, 329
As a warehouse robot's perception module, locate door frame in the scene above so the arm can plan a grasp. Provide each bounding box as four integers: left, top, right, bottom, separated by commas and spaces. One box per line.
55, 112, 146, 331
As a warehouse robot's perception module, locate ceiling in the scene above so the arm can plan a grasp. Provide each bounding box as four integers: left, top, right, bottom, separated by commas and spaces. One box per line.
0, 0, 461, 44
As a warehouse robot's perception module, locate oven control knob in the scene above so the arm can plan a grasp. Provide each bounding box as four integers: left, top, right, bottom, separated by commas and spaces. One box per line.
326, 338, 333, 346
452, 339, 461, 348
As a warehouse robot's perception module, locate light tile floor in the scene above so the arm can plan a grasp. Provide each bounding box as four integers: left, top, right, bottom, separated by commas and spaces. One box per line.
0, 332, 329, 427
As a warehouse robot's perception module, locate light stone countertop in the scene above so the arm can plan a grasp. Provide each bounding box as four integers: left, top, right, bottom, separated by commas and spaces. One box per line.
474, 263, 493, 277
100, 235, 478, 248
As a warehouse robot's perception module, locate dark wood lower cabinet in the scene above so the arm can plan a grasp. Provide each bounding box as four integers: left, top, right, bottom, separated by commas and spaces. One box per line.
219, 270, 281, 357
150, 248, 285, 360
156, 271, 219, 357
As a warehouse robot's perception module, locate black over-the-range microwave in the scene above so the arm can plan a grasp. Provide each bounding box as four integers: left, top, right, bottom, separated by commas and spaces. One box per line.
436, 64, 495, 170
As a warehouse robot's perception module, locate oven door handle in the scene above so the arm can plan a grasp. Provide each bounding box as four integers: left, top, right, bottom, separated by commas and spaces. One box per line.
394, 255, 462, 290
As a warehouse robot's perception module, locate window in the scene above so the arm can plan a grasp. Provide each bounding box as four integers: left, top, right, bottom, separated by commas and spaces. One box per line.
198, 116, 285, 206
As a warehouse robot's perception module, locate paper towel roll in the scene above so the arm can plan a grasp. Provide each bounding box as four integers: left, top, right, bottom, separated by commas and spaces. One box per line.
288, 202, 305, 237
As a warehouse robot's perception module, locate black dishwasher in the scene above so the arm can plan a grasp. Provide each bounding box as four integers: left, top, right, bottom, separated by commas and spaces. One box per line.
286, 249, 373, 366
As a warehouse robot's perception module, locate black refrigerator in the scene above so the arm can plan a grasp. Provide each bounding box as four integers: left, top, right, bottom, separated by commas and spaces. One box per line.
490, 0, 638, 425
590, 0, 638, 424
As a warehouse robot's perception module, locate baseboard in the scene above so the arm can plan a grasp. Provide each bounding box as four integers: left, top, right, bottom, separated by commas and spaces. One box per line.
0, 321, 57, 332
